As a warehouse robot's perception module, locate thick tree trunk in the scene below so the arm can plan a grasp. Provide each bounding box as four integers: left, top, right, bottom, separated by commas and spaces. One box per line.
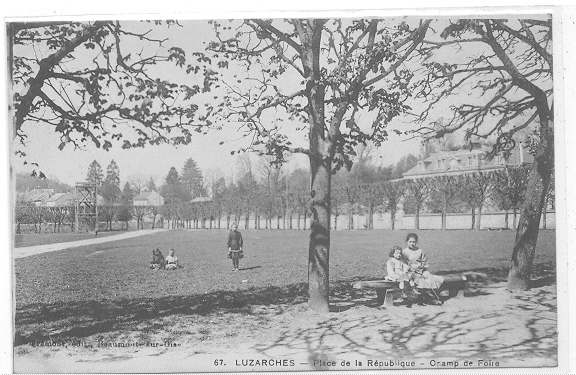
390, 208, 396, 230
308, 156, 331, 313
298, 18, 333, 312
507, 115, 553, 291
470, 207, 476, 230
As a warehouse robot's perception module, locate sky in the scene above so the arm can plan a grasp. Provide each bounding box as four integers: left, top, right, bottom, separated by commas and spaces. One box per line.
14, 120, 422, 187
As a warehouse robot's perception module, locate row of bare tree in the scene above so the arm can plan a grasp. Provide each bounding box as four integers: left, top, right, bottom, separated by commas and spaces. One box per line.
161, 166, 554, 232
17, 166, 553, 234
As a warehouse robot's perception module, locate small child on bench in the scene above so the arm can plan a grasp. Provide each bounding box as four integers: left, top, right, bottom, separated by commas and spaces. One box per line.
385, 246, 416, 302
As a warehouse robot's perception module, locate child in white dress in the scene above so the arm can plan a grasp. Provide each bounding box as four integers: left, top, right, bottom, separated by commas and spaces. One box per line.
165, 249, 179, 270
385, 246, 414, 300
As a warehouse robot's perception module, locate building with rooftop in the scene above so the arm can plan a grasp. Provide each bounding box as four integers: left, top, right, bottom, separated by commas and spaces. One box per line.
402, 143, 533, 180
133, 191, 165, 207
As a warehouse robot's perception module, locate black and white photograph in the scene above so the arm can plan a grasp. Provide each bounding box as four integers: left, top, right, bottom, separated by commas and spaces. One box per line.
3, 3, 574, 373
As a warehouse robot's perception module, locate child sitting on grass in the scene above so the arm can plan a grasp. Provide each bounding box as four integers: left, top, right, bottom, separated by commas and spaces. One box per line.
385, 246, 415, 301
150, 248, 165, 270
165, 249, 179, 270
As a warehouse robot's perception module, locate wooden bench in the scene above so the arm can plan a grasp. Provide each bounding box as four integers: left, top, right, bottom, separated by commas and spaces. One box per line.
352, 275, 468, 307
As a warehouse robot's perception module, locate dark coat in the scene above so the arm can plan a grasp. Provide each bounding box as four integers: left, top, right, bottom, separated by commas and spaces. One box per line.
227, 230, 243, 250
151, 249, 165, 265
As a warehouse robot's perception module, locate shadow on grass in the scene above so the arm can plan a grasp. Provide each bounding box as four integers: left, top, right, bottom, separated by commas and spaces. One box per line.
14, 262, 556, 346
239, 266, 262, 271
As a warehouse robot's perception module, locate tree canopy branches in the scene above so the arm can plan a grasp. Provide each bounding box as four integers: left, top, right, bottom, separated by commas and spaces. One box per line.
415, 18, 553, 158
10, 20, 213, 155
206, 19, 432, 170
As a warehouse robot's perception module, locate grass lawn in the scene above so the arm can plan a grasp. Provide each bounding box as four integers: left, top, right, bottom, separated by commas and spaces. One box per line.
14, 229, 556, 345
14, 231, 124, 248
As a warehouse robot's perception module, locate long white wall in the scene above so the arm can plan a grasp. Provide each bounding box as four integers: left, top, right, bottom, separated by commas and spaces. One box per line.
163, 210, 556, 230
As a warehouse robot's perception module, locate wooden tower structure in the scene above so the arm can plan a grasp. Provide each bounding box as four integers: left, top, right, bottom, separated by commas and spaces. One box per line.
75, 182, 98, 232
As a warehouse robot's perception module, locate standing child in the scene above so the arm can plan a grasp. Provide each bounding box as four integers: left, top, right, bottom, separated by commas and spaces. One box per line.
227, 222, 243, 271
165, 249, 179, 270
385, 245, 413, 301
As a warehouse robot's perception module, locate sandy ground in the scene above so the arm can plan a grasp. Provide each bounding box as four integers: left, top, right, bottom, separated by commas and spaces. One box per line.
13, 229, 167, 259
14, 282, 557, 373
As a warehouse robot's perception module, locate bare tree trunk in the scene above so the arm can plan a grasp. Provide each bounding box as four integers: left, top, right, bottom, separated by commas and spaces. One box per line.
470, 207, 476, 230
308, 154, 331, 313
542, 194, 548, 229
348, 210, 353, 230
415, 204, 420, 230
507, 114, 553, 291
504, 209, 509, 229
367, 204, 374, 230
476, 205, 483, 230
441, 199, 447, 230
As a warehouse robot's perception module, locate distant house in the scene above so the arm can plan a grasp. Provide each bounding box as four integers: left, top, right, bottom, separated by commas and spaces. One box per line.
21, 188, 54, 206
133, 191, 165, 206
44, 192, 105, 207
45, 192, 76, 207
402, 143, 533, 180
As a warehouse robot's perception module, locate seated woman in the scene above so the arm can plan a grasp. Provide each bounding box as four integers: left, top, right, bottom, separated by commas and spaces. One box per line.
165, 249, 179, 270
402, 233, 444, 304
150, 248, 165, 270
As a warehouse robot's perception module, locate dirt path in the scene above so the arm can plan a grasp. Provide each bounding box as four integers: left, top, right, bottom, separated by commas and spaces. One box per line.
13, 229, 167, 259
14, 283, 557, 373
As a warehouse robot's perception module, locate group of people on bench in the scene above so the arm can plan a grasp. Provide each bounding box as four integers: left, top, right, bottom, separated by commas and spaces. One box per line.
385, 232, 444, 305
